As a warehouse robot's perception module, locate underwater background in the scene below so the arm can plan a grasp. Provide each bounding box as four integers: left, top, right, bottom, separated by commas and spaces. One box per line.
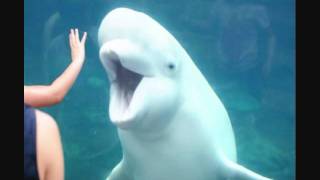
24, 0, 295, 179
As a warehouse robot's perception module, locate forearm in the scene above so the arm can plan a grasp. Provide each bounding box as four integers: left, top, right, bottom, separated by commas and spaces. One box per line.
24, 60, 84, 107
24, 85, 58, 107
50, 59, 84, 101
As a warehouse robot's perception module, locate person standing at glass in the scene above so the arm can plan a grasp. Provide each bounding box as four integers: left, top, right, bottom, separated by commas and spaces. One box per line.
24, 29, 87, 180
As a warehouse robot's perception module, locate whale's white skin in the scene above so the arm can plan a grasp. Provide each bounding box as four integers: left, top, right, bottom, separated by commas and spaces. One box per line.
98, 7, 272, 180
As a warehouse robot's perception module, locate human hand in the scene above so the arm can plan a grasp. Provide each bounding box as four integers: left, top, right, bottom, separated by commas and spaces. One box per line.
69, 28, 87, 63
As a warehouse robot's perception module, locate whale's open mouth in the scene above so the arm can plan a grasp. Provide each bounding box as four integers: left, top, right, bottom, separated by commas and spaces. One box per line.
113, 59, 143, 112
106, 54, 144, 125
99, 39, 152, 127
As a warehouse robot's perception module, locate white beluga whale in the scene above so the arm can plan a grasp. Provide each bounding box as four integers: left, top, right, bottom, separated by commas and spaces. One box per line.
98, 7, 272, 180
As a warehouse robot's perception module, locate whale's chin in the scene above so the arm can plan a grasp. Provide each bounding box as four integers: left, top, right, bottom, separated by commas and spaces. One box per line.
108, 56, 144, 128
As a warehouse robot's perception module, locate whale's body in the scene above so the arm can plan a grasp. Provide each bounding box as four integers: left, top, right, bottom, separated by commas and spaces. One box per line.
98, 7, 271, 180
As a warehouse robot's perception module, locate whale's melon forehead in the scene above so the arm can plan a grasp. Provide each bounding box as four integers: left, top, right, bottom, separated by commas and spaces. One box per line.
98, 8, 175, 48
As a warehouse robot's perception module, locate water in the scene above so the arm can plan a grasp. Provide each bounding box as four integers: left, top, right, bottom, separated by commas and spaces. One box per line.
24, 0, 295, 179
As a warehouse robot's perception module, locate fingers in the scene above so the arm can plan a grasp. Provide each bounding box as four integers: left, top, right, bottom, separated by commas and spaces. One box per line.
75, 28, 80, 44
69, 28, 86, 46
81, 32, 87, 45
69, 29, 75, 47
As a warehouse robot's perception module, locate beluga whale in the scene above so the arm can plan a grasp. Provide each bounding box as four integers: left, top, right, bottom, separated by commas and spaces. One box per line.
98, 7, 272, 180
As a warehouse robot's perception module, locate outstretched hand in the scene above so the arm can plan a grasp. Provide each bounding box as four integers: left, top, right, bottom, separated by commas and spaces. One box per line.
69, 28, 87, 63
24, 28, 88, 107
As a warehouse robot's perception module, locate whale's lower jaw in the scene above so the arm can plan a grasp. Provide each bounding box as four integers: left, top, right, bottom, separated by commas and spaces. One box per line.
109, 90, 140, 130
110, 116, 137, 130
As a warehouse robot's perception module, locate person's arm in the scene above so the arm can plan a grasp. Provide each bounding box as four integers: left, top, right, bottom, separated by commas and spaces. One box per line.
24, 29, 87, 107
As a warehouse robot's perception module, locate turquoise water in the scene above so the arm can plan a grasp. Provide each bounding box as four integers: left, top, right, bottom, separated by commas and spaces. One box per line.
24, 0, 295, 179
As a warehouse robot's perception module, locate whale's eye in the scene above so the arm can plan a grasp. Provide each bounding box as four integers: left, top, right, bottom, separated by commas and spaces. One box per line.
168, 63, 175, 70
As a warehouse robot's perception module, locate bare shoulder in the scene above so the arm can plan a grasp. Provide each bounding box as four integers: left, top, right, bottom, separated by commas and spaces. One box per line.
35, 110, 60, 135
35, 109, 62, 149
35, 110, 64, 180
